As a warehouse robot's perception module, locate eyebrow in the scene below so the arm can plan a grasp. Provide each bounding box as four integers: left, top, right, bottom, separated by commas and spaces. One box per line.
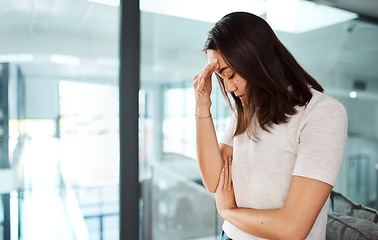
218, 66, 229, 74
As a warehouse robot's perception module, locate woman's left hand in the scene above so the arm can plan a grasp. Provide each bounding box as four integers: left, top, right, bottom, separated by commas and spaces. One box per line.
216, 157, 237, 217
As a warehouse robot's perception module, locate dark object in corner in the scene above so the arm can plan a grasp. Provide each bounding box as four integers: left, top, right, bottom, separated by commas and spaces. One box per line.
326, 191, 378, 240
330, 190, 378, 223
326, 213, 378, 240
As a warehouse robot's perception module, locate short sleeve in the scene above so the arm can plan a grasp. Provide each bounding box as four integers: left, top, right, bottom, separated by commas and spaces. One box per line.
293, 98, 348, 186
220, 114, 236, 147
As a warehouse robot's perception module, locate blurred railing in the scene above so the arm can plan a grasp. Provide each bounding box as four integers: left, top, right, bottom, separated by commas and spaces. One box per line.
60, 174, 123, 240
70, 185, 119, 240
59, 172, 89, 240
148, 153, 222, 240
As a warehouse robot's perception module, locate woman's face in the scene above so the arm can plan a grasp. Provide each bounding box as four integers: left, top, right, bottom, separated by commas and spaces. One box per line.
206, 50, 248, 102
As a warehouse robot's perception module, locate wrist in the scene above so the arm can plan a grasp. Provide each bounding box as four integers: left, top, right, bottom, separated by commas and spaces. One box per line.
219, 208, 235, 219
196, 107, 211, 118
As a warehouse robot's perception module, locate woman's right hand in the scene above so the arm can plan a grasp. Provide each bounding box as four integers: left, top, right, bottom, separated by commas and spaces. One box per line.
193, 59, 219, 114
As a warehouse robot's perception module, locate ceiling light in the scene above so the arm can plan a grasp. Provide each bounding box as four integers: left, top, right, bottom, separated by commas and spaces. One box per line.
140, 0, 267, 23
50, 54, 81, 66
88, 0, 119, 7
0, 54, 34, 63
267, 0, 358, 33
349, 91, 357, 98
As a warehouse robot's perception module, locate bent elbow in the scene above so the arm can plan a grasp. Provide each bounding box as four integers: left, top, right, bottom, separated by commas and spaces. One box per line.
284, 233, 309, 240
203, 180, 218, 193
281, 224, 311, 240
207, 186, 217, 193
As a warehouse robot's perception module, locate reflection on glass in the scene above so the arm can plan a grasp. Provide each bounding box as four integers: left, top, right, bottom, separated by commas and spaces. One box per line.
140, 1, 378, 239
0, 0, 120, 239
59, 81, 120, 239
140, 9, 226, 239
0, 196, 3, 239
0, 0, 376, 238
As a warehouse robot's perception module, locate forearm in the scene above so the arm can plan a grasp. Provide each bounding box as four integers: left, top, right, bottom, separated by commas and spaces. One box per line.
196, 108, 224, 192
221, 207, 306, 240
216, 161, 332, 240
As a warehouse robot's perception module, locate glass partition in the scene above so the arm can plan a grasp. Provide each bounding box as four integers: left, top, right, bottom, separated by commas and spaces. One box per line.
0, 0, 120, 239
0, 196, 3, 240
0, 0, 377, 239
139, 10, 226, 239
139, 1, 378, 239
275, 19, 378, 209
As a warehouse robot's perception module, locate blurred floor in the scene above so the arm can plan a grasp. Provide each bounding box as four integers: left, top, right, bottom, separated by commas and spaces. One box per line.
19, 137, 74, 240
20, 190, 74, 240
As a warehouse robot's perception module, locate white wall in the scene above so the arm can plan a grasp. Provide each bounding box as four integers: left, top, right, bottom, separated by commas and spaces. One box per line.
335, 135, 378, 206
25, 78, 59, 119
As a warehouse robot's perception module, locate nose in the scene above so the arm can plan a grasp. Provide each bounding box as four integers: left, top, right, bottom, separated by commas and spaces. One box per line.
224, 79, 237, 93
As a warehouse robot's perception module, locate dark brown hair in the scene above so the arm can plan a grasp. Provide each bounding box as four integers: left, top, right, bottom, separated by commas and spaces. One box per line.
204, 12, 324, 139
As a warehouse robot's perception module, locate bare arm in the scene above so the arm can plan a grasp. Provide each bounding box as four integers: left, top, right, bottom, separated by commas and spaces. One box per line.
193, 59, 231, 192
195, 114, 223, 192
216, 160, 332, 240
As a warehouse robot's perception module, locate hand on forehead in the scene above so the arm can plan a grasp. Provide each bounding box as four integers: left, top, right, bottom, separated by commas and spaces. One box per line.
206, 50, 230, 75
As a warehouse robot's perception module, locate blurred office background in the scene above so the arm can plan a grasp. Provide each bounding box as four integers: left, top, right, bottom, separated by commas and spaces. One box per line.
0, 0, 377, 239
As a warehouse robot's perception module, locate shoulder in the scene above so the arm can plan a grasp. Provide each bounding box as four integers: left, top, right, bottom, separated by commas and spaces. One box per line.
304, 88, 347, 122
296, 88, 348, 144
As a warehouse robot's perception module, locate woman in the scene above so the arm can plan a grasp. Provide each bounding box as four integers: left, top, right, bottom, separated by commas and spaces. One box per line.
193, 12, 347, 240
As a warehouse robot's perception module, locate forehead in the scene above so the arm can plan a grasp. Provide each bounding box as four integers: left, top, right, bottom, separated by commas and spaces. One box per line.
206, 50, 228, 68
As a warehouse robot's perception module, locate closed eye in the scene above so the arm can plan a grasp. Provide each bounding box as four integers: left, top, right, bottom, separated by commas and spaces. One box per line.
227, 73, 235, 80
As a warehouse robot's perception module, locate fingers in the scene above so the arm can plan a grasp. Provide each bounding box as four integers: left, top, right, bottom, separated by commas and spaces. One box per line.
193, 59, 218, 86
193, 74, 205, 95
199, 58, 218, 80
193, 78, 205, 96
225, 157, 232, 188
193, 74, 199, 83
192, 74, 199, 88
228, 157, 232, 187
217, 157, 233, 192
199, 78, 206, 92
218, 167, 225, 190
224, 159, 229, 187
